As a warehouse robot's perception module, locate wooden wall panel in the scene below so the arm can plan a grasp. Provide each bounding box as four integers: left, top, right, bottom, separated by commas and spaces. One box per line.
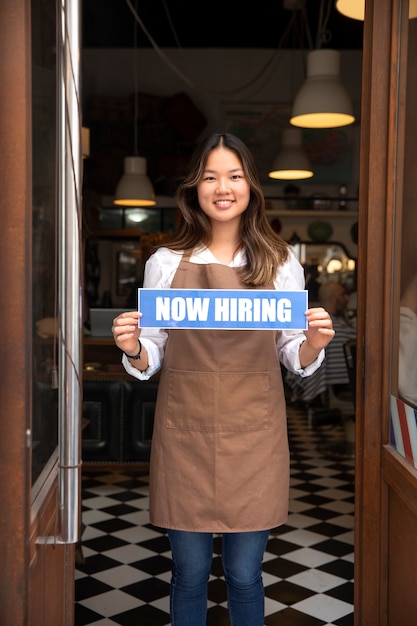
388, 487, 417, 624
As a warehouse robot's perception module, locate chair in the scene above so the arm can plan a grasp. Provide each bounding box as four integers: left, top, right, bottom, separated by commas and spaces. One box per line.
307, 347, 356, 448
317, 340, 356, 420
308, 383, 354, 429
284, 337, 356, 432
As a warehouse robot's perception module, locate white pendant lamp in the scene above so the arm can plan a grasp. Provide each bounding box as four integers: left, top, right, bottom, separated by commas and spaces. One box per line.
336, 0, 417, 20
268, 128, 313, 180
290, 49, 355, 129
113, 0, 156, 208
114, 156, 156, 207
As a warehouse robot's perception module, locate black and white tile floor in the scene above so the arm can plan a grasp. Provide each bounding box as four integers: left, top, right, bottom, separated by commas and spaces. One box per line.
75, 405, 355, 626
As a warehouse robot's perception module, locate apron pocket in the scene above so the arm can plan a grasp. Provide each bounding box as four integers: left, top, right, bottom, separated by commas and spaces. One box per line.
165, 369, 269, 432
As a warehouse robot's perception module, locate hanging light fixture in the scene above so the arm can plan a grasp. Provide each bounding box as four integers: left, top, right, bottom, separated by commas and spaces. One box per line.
268, 128, 313, 180
335, 0, 364, 20
113, 0, 156, 207
114, 156, 156, 207
336, 0, 417, 20
290, 48, 355, 129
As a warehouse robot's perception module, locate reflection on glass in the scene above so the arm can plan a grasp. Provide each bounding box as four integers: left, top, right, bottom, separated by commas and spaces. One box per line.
396, 16, 417, 412
32, 0, 58, 485
389, 15, 417, 473
398, 275, 417, 408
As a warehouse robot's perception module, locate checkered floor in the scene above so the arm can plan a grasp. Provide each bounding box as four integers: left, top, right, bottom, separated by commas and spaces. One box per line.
75, 404, 355, 626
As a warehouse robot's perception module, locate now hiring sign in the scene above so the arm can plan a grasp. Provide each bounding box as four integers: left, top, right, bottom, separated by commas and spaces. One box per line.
138, 289, 308, 330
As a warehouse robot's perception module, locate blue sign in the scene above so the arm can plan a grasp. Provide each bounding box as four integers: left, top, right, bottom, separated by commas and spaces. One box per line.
138, 288, 308, 330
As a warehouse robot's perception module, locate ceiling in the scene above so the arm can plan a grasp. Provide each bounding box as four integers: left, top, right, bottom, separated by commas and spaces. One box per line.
82, 0, 364, 50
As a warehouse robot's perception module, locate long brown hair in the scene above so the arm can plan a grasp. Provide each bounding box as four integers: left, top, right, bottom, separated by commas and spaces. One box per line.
165, 132, 289, 286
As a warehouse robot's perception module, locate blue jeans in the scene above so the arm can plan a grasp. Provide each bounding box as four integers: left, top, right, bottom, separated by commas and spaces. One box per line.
167, 529, 270, 626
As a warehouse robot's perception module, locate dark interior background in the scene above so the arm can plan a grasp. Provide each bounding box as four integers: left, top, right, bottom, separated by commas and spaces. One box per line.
82, 0, 364, 50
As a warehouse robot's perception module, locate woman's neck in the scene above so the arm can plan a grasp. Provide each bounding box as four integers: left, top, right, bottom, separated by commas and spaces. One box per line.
207, 222, 241, 264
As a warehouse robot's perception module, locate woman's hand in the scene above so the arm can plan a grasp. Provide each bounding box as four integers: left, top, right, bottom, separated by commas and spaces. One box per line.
112, 310, 142, 355
299, 307, 335, 368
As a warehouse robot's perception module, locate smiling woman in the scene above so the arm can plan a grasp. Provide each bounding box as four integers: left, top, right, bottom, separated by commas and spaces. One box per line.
110, 131, 335, 626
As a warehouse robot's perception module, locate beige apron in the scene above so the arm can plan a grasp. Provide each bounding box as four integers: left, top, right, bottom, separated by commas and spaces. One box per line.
149, 251, 289, 532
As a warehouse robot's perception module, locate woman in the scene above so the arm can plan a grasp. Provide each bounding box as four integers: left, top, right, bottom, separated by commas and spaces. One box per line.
112, 132, 334, 626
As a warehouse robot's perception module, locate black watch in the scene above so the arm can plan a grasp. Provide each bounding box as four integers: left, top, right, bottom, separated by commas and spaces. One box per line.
124, 340, 142, 360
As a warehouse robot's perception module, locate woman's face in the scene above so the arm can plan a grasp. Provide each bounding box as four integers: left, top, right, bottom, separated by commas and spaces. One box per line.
196, 147, 250, 225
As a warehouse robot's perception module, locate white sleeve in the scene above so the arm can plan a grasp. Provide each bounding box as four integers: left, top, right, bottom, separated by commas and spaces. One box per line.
122, 248, 182, 381
275, 250, 325, 376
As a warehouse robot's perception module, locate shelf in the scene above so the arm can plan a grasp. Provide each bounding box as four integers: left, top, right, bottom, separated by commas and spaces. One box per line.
84, 336, 117, 346
266, 210, 358, 218
83, 369, 129, 380
83, 334, 124, 377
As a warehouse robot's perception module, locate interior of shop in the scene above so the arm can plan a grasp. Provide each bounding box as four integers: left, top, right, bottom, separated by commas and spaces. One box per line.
73, 2, 361, 623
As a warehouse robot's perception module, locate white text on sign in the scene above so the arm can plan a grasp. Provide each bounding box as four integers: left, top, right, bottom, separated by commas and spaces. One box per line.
155, 296, 292, 323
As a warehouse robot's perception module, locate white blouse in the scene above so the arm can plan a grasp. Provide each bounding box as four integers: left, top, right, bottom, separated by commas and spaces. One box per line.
123, 245, 324, 380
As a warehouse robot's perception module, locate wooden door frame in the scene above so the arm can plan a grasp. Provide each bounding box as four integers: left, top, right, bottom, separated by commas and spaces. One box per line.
355, 0, 408, 622
0, 1, 75, 623
0, 0, 33, 621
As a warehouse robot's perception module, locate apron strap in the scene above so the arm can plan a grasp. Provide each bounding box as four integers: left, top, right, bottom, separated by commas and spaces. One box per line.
182, 248, 193, 262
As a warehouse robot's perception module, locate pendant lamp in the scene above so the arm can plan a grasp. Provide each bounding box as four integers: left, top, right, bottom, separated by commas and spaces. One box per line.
290, 49, 355, 129
335, 0, 364, 20
114, 156, 156, 207
268, 128, 313, 180
336, 0, 417, 20
113, 0, 156, 207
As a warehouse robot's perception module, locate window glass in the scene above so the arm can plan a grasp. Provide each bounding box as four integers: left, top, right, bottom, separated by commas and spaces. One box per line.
31, 0, 58, 485
390, 9, 417, 470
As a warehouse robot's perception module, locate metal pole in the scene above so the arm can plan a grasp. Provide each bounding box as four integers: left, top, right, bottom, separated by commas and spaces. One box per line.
39, 0, 82, 545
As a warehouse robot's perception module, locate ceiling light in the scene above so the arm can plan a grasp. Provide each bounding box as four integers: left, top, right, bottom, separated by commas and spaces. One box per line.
326, 258, 343, 274
290, 49, 355, 129
125, 208, 151, 223
336, 0, 417, 20
268, 128, 313, 180
114, 156, 156, 207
